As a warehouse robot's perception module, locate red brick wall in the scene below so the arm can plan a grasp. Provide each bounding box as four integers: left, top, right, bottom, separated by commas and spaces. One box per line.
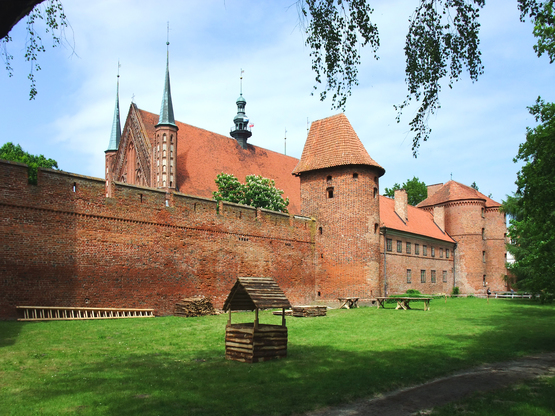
299, 166, 382, 299
0, 160, 316, 319
380, 232, 455, 295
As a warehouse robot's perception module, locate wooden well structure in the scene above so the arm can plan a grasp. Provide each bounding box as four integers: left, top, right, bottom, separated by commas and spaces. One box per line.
223, 277, 291, 363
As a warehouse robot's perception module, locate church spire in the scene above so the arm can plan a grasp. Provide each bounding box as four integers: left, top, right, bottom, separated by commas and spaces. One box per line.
230, 69, 252, 149
156, 30, 176, 128
106, 63, 121, 151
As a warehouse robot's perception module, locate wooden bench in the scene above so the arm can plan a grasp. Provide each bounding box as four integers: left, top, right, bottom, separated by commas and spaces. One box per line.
338, 297, 359, 309
375, 297, 432, 311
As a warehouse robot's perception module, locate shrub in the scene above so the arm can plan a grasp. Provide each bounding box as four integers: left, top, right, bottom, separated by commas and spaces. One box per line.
451, 286, 460, 296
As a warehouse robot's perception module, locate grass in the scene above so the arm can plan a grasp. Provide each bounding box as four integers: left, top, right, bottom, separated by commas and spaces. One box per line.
429, 376, 555, 416
1, 298, 555, 416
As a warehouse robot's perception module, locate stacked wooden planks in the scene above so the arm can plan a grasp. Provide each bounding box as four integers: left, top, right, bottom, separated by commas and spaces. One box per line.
225, 323, 288, 363
291, 305, 327, 317
174, 297, 216, 317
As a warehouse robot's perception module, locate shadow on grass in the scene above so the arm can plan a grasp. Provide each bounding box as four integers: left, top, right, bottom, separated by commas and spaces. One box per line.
0, 321, 24, 348
9, 299, 555, 416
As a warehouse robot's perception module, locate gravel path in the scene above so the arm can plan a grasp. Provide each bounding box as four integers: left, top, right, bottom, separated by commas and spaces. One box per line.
304, 352, 555, 416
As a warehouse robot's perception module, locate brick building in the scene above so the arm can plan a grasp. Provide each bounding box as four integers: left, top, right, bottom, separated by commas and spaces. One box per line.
0, 56, 508, 318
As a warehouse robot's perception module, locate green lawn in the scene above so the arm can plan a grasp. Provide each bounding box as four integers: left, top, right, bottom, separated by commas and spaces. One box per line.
1, 298, 555, 416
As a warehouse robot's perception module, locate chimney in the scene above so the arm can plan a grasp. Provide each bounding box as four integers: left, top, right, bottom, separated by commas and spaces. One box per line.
394, 189, 408, 222
427, 183, 443, 199
433, 205, 445, 232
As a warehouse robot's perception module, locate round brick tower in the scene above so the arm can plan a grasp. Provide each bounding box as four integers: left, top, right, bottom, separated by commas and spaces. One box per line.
293, 114, 385, 300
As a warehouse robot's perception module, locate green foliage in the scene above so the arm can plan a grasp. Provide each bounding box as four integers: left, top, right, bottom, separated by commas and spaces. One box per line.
300, 0, 379, 110
383, 176, 428, 206
213, 173, 289, 213
471, 181, 479, 191
1, 0, 69, 100
504, 98, 555, 303
2, 299, 555, 416
406, 289, 422, 296
520, 0, 555, 63
0, 142, 58, 184
451, 286, 460, 296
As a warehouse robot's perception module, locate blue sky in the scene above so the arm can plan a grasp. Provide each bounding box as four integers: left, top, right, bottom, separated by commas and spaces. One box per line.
1, 0, 553, 203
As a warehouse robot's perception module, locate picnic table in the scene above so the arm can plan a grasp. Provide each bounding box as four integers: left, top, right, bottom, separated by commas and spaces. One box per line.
375, 297, 432, 311
338, 297, 359, 309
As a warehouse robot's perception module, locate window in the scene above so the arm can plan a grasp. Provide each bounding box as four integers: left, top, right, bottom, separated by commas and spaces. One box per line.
353, 172, 358, 179
407, 269, 412, 284
327, 187, 334, 198
431, 270, 436, 283
386, 239, 392, 251
327, 175, 332, 182
483, 251, 486, 263
482, 228, 485, 240
431, 247, 435, 257
443, 270, 447, 283
415, 244, 420, 255
406, 242, 411, 254
421, 270, 426, 283
481, 207, 485, 218
397, 240, 402, 253
318, 227, 323, 235
446, 249, 450, 258
374, 223, 379, 234
373, 187, 378, 198
483, 275, 487, 287
423, 245, 428, 256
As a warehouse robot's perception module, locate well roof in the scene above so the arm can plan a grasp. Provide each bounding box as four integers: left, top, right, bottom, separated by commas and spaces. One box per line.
292, 113, 385, 176
223, 277, 291, 311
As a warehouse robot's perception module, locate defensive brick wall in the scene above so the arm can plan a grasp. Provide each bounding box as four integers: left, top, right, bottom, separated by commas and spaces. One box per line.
0, 160, 317, 319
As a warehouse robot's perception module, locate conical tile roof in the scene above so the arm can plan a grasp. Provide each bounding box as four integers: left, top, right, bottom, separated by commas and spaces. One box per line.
417, 180, 501, 208
292, 113, 384, 176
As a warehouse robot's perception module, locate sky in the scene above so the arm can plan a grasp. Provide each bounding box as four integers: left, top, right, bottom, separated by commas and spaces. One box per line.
1, 0, 553, 203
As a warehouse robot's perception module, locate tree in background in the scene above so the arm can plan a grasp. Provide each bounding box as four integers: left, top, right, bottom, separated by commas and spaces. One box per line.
471, 182, 479, 191
383, 176, 427, 206
0, 142, 58, 184
503, 98, 555, 302
213, 173, 289, 214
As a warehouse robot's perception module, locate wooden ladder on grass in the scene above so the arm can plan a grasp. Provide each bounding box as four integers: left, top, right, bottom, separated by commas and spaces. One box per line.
16, 306, 155, 321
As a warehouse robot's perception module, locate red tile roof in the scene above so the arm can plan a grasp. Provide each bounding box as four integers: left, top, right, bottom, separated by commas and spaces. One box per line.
292, 113, 385, 176
379, 196, 455, 243
417, 180, 501, 209
137, 109, 301, 214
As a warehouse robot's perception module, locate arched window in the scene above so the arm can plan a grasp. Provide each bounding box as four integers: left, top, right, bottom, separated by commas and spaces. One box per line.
353, 172, 359, 179
326, 175, 332, 182
327, 187, 334, 198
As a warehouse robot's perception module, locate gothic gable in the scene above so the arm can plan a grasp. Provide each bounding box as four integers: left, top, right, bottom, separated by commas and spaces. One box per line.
112, 103, 152, 186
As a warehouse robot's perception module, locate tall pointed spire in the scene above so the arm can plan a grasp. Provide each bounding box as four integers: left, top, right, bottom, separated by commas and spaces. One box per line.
157, 25, 176, 128
106, 62, 122, 151
230, 68, 252, 149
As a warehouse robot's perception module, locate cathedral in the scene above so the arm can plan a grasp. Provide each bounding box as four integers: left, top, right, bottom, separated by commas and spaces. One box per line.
104, 52, 509, 297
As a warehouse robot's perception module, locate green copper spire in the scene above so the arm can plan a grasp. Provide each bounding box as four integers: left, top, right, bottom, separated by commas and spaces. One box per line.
230, 69, 252, 149
156, 41, 176, 128
106, 64, 121, 151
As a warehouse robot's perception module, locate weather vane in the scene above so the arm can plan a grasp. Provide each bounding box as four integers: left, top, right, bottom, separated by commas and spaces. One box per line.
240, 68, 244, 95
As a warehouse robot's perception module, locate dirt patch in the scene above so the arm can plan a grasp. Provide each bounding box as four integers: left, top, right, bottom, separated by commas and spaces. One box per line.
304, 352, 555, 416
